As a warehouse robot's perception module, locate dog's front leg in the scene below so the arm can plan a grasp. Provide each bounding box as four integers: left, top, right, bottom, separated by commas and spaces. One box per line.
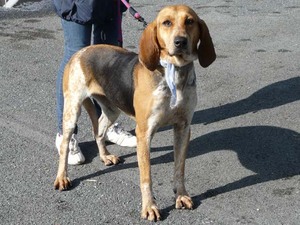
136, 125, 161, 221
173, 124, 193, 209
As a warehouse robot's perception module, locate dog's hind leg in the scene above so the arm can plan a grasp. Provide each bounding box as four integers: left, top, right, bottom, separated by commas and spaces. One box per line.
86, 96, 121, 166
54, 94, 82, 190
82, 98, 100, 139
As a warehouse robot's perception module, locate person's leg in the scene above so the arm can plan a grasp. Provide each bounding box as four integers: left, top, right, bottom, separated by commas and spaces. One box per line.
91, 19, 137, 147
56, 19, 92, 164
91, 18, 120, 117
56, 19, 92, 135
93, 18, 119, 46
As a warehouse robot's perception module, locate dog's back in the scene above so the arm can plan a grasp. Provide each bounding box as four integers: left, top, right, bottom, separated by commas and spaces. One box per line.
71, 45, 139, 116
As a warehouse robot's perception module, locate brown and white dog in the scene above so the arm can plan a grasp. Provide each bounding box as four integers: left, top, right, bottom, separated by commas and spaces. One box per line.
54, 5, 216, 221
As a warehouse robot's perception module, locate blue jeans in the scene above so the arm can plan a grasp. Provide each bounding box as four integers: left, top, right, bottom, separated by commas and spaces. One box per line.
56, 19, 119, 134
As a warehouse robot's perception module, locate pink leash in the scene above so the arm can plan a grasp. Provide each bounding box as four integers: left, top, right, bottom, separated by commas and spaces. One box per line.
117, 0, 148, 47
120, 0, 147, 27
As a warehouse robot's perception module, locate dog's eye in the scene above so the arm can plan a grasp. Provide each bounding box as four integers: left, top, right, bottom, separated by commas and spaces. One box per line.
163, 20, 172, 27
185, 18, 194, 25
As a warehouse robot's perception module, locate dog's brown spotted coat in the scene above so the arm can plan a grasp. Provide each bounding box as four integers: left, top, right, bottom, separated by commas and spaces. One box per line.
54, 5, 215, 221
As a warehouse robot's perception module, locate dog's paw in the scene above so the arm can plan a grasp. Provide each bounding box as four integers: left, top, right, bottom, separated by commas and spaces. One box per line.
141, 203, 161, 222
175, 195, 193, 209
100, 154, 121, 166
54, 177, 71, 191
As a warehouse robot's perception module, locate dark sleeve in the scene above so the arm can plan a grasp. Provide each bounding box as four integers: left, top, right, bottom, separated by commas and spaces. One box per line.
53, 0, 108, 24
53, 0, 128, 24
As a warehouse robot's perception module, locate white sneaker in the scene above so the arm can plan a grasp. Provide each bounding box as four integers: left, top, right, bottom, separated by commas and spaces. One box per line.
105, 123, 137, 147
55, 133, 85, 165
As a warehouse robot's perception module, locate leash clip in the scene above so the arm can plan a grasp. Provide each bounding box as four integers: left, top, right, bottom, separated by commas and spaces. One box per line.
121, 0, 148, 28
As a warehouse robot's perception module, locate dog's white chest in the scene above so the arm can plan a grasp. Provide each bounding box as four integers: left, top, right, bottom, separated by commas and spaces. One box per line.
150, 66, 197, 127
154, 65, 196, 105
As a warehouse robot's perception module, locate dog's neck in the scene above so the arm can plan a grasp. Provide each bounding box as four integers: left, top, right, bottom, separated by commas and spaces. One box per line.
160, 59, 195, 108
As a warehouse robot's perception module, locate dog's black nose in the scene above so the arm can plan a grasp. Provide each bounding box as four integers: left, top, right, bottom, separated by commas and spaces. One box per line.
174, 36, 187, 48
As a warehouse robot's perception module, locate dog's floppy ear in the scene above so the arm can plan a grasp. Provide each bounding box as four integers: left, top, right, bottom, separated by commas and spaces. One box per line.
139, 21, 160, 71
197, 19, 216, 68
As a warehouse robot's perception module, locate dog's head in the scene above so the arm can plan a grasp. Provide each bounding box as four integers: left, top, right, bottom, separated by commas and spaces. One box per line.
139, 5, 216, 71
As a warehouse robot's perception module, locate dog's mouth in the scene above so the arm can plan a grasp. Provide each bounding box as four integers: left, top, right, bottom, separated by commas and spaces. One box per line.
168, 50, 192, 63
161, 46, 194, 66
168, 50, 186, 58
168, 45, 191, 56
168, 52, 183, 57
164, 49, 197, 67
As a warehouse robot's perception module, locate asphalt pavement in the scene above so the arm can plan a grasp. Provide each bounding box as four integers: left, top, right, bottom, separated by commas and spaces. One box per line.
0, 0, 299, 224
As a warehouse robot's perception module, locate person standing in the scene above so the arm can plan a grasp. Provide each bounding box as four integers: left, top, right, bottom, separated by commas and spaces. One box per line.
53, 0, 136, 165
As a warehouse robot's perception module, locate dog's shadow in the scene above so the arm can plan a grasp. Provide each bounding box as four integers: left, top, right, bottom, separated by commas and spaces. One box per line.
76, 126, 300, 219
192, 76, 300, 124
188, 126, 300, 199
72, 77, 300, 219
160, 125, 300, 217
